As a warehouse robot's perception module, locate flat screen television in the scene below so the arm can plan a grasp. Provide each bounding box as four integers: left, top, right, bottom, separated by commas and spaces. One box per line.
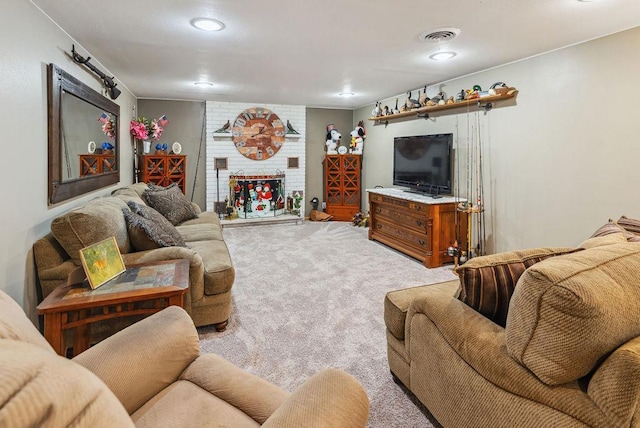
393, 133, 453, 197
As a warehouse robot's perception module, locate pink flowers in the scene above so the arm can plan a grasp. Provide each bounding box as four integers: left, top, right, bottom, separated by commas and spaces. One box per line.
98, 112, 115, 139
130, 115, 167, 141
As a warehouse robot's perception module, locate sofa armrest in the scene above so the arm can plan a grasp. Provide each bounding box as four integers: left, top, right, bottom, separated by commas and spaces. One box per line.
588, 336, 640, 425
407, 291, 597, 416
73, 306, 200, 415
262, 369, 369, 428
121, 247, 205, 304
180, 353, 290, 424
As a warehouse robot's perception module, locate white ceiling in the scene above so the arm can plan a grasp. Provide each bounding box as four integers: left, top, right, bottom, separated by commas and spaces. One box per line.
31, 0, 639, 109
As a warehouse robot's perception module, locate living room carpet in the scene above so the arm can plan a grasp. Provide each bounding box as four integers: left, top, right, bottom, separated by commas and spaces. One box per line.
198, 221, 457, 427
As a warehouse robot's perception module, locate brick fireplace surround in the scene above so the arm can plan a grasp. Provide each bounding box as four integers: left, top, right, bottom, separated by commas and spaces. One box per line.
206, 101, 306, 220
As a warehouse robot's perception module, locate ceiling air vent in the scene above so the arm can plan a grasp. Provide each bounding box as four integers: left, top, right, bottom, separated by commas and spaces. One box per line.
418, 27, 461, 43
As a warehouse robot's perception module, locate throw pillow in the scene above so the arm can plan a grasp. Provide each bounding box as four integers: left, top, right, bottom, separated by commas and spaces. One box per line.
455, 247, 579, 327
123, 202, 186, 251
617, 215, 640, 236
142, 185, 198, 226
506, 242, 640, 386
590, 220, 640, 242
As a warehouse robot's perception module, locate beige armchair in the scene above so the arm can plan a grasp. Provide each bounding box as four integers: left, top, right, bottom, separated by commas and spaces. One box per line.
0, 291, 369, 427
385, 241, 640, 427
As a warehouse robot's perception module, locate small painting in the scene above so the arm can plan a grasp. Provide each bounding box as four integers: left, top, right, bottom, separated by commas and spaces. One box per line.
79, 236, 126, 289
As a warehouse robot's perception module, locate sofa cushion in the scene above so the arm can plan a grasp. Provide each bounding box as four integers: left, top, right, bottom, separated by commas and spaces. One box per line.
51, 197, 131, 265
123, 202, 186, 251
143, 185, 198, 226
455, 248, 578, 327
506, 242, 640, 385
112, 185, 148, 206
177, 223, 223, 242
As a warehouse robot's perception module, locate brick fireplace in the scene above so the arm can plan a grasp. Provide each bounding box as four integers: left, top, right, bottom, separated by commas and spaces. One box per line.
206, 101, 306, 219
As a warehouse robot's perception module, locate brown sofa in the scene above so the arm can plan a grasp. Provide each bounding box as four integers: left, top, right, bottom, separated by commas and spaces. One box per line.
385, 236, 640, 427
33, 183, 234, 332
0, 290, 370, 427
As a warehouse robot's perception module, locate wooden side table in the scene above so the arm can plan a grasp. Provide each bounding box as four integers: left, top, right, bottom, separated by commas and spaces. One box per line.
37, 259, 189, 357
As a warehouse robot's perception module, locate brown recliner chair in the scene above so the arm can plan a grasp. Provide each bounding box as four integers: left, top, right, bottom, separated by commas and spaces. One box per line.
0, 291, 369, 427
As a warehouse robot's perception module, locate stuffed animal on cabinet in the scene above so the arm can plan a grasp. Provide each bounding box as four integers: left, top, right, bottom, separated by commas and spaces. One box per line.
349, 121, 366, 155
325, 124, 341, 154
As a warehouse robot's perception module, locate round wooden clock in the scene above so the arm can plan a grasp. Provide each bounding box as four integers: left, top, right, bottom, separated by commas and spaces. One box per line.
231, 107, 285, 160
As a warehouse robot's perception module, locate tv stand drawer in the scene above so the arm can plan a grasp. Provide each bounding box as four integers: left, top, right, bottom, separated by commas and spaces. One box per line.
373, 219, 431, 252
371, 203, 428, 234
370, 193, 426, 213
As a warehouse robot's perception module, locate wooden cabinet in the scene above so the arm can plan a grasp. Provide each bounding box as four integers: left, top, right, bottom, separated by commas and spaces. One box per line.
79, 153, 116, 176
368, 189, 468, 268
324, 154, 361, 221
138, 154, 186, 193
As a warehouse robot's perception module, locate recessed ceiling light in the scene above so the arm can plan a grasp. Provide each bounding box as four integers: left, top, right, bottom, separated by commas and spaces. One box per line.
191, 18, 225, 32
429, 51, 457, 61
339, 92, 355, 97
194, 81, 214, 88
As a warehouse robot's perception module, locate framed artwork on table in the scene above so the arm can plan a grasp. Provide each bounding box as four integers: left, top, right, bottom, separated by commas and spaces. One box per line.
79, 236, 126, 289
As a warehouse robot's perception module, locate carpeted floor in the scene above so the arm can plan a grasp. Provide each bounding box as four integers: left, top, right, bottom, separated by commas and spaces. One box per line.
198, 221, 457, 427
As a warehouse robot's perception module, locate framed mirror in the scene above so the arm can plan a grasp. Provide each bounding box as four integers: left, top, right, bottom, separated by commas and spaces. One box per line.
48, 64, 120, 205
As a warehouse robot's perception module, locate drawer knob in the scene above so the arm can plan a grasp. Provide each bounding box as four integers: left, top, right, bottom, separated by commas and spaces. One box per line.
375, 207, 381, 214
416, 220, 424, 227
418, 239, 425, 246
377, 224, 382, 229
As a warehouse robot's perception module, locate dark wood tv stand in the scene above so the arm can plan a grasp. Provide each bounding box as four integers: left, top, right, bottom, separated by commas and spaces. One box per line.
368, 188, 468, 268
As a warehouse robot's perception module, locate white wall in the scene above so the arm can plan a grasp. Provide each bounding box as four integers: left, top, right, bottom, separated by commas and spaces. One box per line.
355, 26, 640, 253
0, 1, 136, 314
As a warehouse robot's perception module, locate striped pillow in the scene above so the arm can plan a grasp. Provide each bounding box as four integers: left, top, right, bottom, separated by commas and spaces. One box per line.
590, 220, 640, 242
455, 248, 578, 327
617, 216, 640, 236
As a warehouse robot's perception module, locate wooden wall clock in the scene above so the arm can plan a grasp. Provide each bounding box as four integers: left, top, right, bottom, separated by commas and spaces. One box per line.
231, 107, 285, 160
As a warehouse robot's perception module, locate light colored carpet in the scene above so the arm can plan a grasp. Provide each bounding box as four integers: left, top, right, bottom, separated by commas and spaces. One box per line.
198, 221, 457, 427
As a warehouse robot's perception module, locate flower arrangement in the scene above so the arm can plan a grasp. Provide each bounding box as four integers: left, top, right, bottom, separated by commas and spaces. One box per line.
130, 115, 168, 141
98, 112, 115, 139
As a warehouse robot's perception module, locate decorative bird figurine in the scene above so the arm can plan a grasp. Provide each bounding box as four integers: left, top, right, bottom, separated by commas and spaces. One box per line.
392, 98, 400, 114
418, 86, 430, 106
214, 120, 230, 133
286, 120, 300, 134
405, 91, 420, 110
382, 105, 390, 116
371, 102, 381, 117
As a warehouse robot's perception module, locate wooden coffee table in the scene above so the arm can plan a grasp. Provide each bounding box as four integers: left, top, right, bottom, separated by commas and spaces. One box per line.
37, 259, 189, 357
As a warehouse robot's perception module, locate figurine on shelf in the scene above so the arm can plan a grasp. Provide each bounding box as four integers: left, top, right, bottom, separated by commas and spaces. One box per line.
405, 91, 420, 110
392, 98, 400, 114
214, 120, 230, 133
426, 91, 445, 106
382, 105, 390, 116
419, 86, 430, 106
371, 102, 381, 117
325, 124, 341, 154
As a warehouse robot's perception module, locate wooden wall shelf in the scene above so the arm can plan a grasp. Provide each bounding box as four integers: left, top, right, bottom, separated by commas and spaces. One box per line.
368, 90, 518, 124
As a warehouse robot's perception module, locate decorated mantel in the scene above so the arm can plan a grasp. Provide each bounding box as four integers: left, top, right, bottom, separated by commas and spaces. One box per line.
206, 101, 306, 220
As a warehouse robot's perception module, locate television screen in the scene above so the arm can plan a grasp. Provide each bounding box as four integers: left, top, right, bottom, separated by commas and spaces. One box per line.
393, 133, 453, 196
